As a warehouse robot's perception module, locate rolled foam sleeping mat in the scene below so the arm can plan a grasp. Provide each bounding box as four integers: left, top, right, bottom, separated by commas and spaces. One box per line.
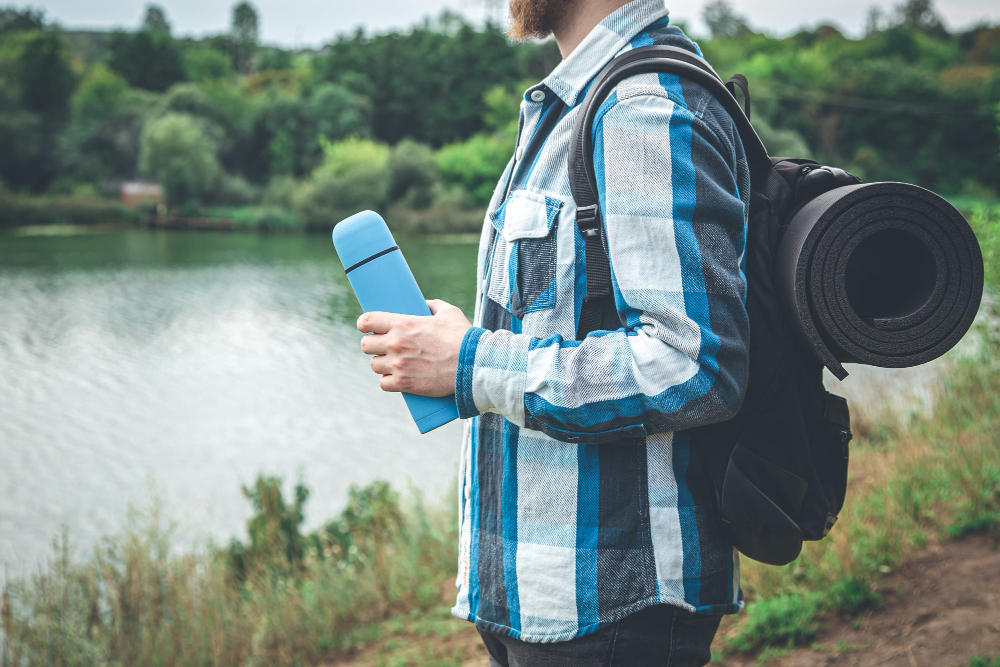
776, 182, 984, 380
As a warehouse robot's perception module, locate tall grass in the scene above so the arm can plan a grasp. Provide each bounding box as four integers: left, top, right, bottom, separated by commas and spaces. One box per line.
2, 482, 456, 665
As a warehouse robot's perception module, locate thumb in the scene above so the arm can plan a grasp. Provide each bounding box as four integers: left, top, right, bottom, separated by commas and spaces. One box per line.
426, 299, 453, 315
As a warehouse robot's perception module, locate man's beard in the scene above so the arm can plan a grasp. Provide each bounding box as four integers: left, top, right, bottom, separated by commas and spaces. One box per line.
507, 0, 576, 41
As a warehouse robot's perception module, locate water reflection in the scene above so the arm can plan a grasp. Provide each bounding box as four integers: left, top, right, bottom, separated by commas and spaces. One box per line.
0, 226, 479, 579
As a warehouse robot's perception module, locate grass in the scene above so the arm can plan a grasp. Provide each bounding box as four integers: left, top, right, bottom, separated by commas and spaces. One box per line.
964, 657, 1000, 667
724, 332, 1000, 655
1, 482, 458, 666
722, 202, 1000, 656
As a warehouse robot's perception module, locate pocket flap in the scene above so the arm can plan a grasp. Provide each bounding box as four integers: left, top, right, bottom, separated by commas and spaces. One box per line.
490, 190, 562, 242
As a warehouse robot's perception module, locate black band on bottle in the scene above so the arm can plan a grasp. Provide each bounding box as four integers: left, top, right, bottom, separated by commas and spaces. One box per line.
344, 246, 400, 274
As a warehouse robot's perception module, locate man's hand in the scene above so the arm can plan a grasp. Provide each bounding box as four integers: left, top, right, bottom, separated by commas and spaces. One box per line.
357, 299, 472, 397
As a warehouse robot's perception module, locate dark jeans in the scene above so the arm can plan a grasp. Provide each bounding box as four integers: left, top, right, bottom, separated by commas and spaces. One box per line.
476, 604, 722, 667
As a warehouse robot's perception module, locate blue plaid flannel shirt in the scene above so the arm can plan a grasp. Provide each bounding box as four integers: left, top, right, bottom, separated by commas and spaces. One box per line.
452, 0, 751, 642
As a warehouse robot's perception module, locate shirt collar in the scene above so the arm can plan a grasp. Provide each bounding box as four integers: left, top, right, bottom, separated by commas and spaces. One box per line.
531, 0, 670, 107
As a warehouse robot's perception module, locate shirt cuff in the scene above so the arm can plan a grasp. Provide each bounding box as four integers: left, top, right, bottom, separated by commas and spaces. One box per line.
455, 326, 487, 419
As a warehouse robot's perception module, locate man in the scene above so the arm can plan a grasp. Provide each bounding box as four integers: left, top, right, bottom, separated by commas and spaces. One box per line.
357, 0, 750, 663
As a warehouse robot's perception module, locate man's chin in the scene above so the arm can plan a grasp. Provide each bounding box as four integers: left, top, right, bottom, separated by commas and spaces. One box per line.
507, 0, 573, 41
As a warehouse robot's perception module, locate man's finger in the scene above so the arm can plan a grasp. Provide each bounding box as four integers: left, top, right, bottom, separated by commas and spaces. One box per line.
357, 311, 402, 334
370, 355, 392, 374
379, 374, 403, 393
360, 334, 389, 355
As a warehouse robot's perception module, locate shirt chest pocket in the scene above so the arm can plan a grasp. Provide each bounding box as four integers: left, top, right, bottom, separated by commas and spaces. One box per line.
485, 190, 563, 319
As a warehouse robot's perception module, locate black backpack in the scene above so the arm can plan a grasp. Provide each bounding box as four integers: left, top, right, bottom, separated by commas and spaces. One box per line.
568, 45, 857, 566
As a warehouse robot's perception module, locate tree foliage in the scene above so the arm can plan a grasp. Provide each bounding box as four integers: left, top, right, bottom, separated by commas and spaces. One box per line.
139, 113, 221, 205
0, 7, 43, 35
315, 14, 520, 146
703, 0, 750, 39
231, 2, 259, 75
0, 0, 996, 215
141, 4, 170, 34
107, 29, 185, 92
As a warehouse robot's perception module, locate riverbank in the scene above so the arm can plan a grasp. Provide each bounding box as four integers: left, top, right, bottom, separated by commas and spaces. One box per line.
2, 207, 998, 666
3, 314, 997, 665
0, 192, 138, 229
0, 191, 485, 235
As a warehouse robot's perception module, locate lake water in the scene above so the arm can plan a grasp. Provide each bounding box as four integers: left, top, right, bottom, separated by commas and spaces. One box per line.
0, 223, 973, 583
0, 225, 479, 579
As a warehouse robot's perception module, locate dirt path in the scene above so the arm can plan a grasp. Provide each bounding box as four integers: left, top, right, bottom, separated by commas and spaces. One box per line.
723, 534, 1000, 667
334, 535, 999, 666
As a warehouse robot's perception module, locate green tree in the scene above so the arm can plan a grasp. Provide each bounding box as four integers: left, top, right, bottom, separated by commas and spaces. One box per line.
141, 4, 170, 33
71, 64, 130, 122
703, 0, 750, 38
315, 15, 520, 145
8, 30, 75, 123
894, 0, 945, 35
0, 7, 44, 35
231, 1, 259, 75
307, 83, 372, 141
183, 45, 232, 81
0, 92, 47, 190
435, 132, 510, 206
139, 113, 221, 205
107, 29, 186, 91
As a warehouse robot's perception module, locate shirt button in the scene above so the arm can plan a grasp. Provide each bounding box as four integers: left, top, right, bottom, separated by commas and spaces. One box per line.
515, 145, 524, 161
530, 89, 546, 103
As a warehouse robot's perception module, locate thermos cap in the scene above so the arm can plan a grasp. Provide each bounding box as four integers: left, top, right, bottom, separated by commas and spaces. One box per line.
332, 210, 398, 272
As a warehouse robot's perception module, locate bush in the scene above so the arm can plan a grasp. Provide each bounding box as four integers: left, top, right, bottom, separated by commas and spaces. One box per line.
388, 139, 438, 208
291, 137, 391, 227
262, 175, 299, 209
139, 112, 221, 206
209, 172, 257, 206
435, 132, 511, 207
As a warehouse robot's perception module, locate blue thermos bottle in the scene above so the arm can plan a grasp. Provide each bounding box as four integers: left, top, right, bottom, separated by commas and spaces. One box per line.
332, 210, 459, 434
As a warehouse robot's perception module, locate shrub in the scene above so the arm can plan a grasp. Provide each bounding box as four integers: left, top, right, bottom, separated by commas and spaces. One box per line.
262, 175, 299, 209
435, 132, 510, 207
388, 139, 438, 208
292, 137, 391, 226
209, 172, 257, 206
139, 112, 221, 206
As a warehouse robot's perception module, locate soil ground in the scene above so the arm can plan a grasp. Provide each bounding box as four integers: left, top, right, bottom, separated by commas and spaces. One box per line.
334, 534, 1000, 666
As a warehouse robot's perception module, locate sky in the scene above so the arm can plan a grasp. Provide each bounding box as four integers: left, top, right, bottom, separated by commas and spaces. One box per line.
30, 0, 1000, 47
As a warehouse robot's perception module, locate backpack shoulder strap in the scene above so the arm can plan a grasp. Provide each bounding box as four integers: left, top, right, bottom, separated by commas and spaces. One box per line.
569, 44, 770, 339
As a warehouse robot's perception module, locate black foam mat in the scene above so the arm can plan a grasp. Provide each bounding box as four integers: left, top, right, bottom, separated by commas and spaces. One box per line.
776, 182, 984, 380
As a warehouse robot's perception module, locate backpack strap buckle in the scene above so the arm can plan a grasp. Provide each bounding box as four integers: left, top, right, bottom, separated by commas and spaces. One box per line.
577, 204, 601, 237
